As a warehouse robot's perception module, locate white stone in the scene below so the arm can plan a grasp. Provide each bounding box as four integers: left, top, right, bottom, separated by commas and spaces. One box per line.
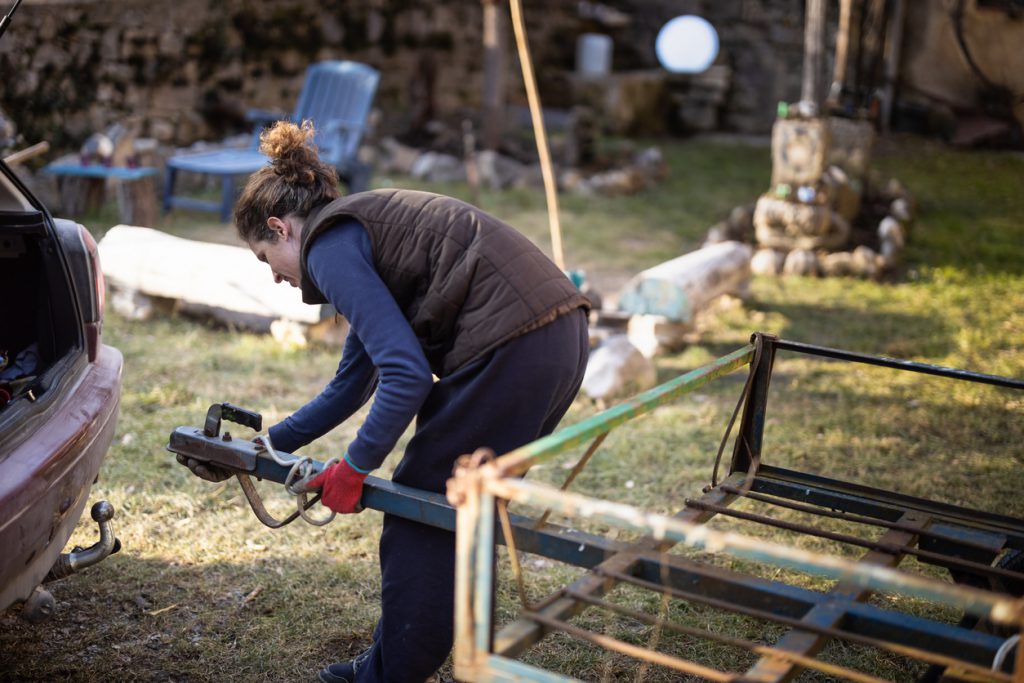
728, 204, 754, 233
626, 314, 693, 358
851, 245, 880, 279
751, 248, 785, 275
109, 287, 156, 321
819, 251, 855, 277
703, 223, 729, 245
270, 319, 308, 349
581, 335, 658, 402
477, 149, 527, 190
878, 216, 906, 267
890, 198, 913, 223
782, 248, 818, 276
878, 216, 905, 249
410, 151, 466, 183
378, 137, 422, 175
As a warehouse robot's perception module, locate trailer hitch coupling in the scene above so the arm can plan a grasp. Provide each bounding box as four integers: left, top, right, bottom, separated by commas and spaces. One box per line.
46, 500, 121, 581
169, 403, 336, 528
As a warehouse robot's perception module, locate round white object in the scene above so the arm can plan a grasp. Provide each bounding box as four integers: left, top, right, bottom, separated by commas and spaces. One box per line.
656, 15, 719, 74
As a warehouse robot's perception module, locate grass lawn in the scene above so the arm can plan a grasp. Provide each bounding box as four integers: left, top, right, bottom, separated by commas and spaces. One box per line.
0, 135, 1021, 682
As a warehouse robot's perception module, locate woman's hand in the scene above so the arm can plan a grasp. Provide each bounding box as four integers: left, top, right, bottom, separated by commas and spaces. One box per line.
176, 454, 233, 482
306, 458, 369, 513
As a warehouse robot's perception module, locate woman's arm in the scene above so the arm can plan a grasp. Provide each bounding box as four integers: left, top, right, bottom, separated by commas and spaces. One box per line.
278, 220, 434, 471
267, 331, 378, 453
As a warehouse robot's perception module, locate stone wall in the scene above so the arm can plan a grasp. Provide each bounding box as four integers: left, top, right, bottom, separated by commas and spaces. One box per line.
1, 0, 824, 151
900, 0, 1024, 131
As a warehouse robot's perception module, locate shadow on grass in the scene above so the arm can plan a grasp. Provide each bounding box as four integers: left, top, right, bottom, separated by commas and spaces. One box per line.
749, 301, 954, 359
0, 555, 376, 682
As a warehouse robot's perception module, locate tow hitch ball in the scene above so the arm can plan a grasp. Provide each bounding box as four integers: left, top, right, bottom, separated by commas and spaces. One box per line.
48, 500, 121, 581
21, 501, 121, 623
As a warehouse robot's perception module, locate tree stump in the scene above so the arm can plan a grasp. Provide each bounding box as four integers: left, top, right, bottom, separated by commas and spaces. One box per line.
114, 176, 157, 227
57, 176, 105, 217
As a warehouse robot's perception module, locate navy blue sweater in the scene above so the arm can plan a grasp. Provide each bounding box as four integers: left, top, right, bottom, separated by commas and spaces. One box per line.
267, 220, 434, 471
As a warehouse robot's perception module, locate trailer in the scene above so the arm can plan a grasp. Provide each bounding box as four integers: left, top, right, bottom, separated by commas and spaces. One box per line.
168, 333, 1024, 681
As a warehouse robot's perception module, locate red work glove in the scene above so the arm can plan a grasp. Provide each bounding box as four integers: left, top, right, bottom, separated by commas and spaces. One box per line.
306, 457, 369, 514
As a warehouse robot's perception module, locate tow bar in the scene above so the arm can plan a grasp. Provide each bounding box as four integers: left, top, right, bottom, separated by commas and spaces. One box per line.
167, 403, 626, 571
168, 402, 443, 528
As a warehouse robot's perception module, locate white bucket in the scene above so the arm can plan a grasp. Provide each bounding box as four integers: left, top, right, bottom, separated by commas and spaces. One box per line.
576, 33, 612, 77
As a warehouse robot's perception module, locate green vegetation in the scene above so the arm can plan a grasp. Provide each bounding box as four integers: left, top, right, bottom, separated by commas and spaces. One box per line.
0, 135, 1021, 682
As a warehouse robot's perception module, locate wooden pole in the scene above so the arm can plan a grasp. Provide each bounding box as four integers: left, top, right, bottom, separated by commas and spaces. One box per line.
481, 0, 507, 151
3, 141, 49, 166
509, 0, 565, 271
829, 0, 853, 105
881, 0, 905, 133
802, 0, 828, 109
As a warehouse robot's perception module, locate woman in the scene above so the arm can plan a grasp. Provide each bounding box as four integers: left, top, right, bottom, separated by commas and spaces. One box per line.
216, 121, 588, 683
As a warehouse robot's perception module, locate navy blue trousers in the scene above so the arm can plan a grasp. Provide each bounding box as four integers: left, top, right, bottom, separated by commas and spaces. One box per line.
356, 309, 589, 683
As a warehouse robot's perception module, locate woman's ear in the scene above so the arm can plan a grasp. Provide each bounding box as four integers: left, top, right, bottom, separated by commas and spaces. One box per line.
267, 216, 291, 240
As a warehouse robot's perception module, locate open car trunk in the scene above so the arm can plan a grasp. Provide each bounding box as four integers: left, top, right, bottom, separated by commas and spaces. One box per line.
0, 209, 84, 435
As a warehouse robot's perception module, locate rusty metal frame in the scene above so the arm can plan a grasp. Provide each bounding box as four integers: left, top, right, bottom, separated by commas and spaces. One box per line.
447, 334, 1024, 682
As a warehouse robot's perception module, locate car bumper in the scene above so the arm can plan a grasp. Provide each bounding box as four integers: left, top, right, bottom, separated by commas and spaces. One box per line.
0, 344, 123, 610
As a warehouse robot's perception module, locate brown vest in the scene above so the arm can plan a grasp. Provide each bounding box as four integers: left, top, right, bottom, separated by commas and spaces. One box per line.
299, 189, 589, 376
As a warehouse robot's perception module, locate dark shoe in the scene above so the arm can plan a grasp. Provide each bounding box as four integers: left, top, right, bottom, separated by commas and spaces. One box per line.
318, 647, 372, 683
318, 661, 355, 683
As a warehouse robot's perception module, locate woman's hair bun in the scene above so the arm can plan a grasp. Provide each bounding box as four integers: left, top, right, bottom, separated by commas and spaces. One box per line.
259, 120, 320, 185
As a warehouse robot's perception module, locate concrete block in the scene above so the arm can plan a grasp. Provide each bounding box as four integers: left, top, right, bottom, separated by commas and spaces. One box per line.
770, 117, 830, 187
581, 335, 657, 402
626, 314, 694, 358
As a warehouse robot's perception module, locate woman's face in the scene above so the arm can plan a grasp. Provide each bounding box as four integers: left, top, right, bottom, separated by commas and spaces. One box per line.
249, 216, 302, 287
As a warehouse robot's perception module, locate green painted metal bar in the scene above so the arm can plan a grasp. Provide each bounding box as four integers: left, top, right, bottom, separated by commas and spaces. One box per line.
486, 477, 1024, 626
496, 344, 754, 476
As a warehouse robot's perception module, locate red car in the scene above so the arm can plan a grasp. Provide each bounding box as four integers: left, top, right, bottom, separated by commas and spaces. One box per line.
0, 154, 123, 620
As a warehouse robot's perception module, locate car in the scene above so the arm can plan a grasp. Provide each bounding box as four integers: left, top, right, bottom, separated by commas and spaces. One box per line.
0, 137, 124, 619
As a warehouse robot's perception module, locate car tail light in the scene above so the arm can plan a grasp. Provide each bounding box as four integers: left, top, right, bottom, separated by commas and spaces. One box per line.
54, 219, 105, 362
78, 225, 104, 361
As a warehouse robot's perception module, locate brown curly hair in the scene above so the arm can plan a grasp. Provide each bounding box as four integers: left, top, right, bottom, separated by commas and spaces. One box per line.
234, 120, 340, 243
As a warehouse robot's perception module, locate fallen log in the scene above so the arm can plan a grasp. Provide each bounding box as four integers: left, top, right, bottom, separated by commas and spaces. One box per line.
616, 241, 752, 323
97, 226, 338, 337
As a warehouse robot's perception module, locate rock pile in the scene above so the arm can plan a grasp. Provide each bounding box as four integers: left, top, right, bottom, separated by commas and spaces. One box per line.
375, 132, 666, 197
704, 106, 916, 279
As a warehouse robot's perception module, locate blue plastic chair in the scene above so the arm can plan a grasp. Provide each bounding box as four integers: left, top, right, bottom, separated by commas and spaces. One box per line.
163, 60, 380, 222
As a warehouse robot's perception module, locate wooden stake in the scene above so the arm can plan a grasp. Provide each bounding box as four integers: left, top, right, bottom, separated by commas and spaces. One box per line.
881, 0, 906, 132
481, 0, 507, 151
830, 0, 854, 104
802, 0, 828, 108
3, 141, 49, 166
509, 0, 565, 271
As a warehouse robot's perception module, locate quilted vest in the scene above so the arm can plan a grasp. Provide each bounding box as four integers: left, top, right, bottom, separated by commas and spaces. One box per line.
299, 189, 589, 376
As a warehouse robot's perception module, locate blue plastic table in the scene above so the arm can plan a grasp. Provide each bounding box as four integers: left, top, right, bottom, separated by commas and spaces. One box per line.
44, 163, 159, 224
43, 163, 158, 181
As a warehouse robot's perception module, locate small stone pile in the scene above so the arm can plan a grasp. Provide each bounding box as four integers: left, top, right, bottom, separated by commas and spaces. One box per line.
704, 106, 915, 279
373, 113, 666, 197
